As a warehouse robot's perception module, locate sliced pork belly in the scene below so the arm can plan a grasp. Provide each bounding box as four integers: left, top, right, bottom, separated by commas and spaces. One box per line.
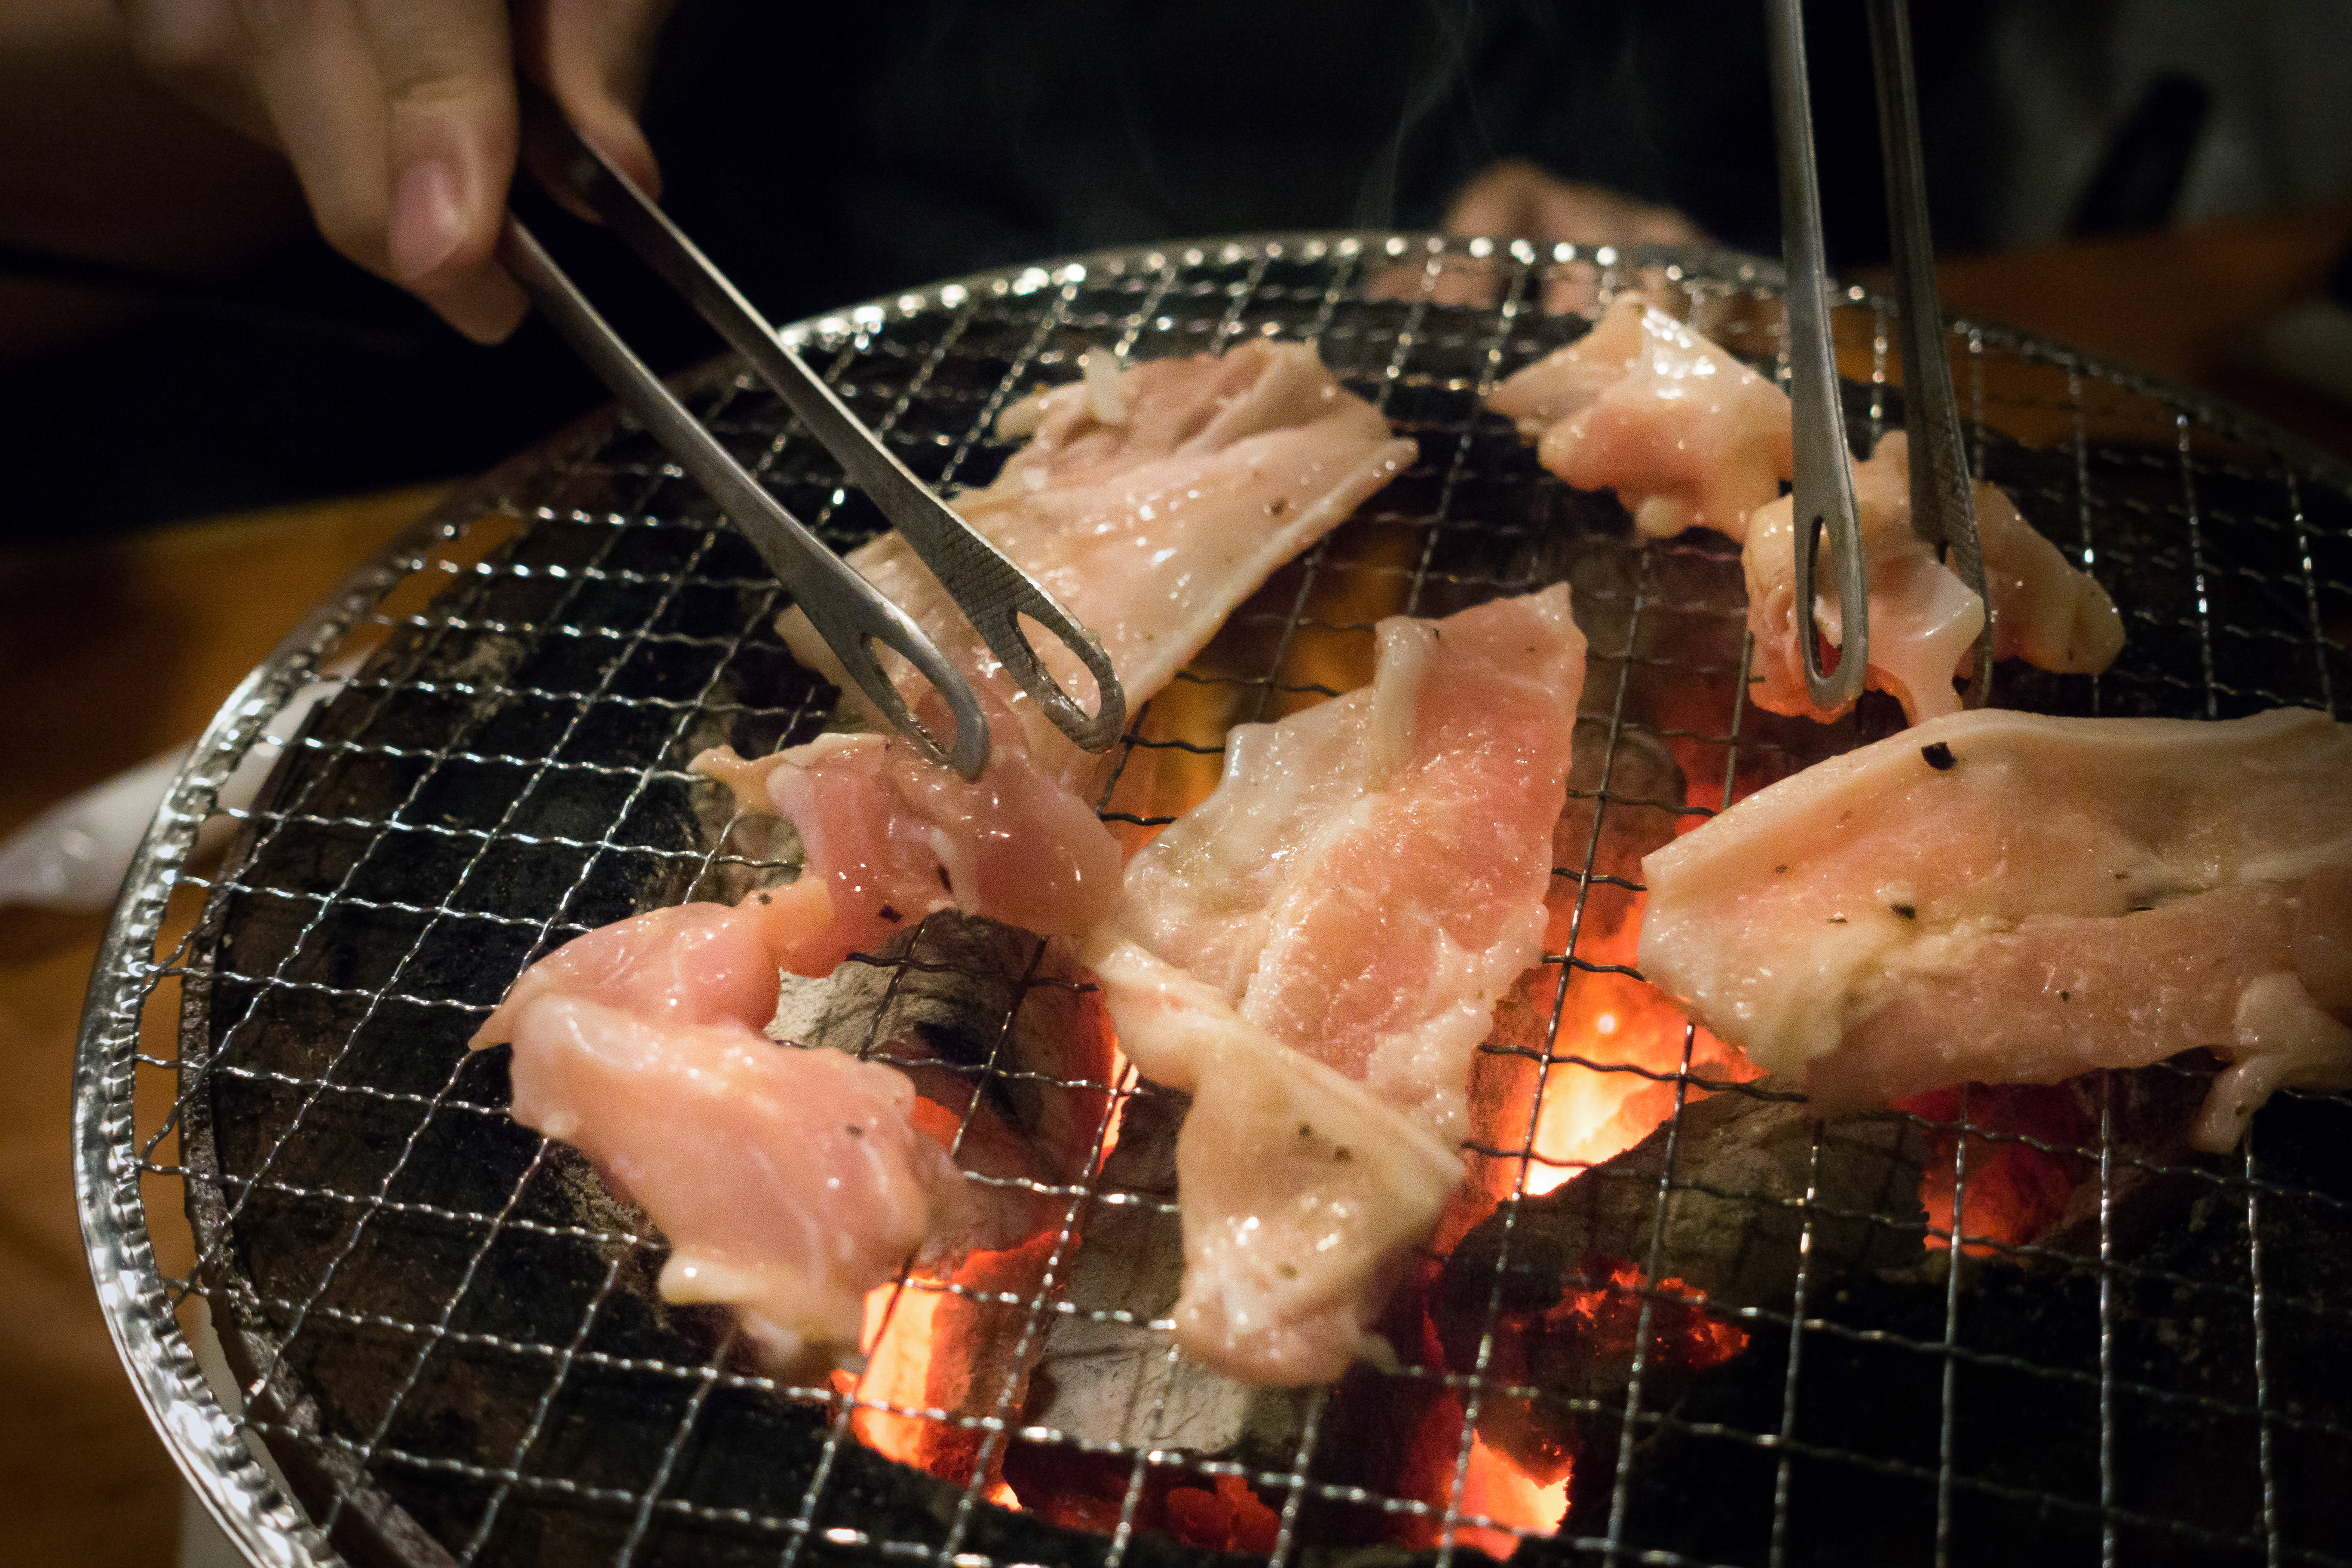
470, 899, 968, 1371
1638, 707, 2352, 1151
1084, 941, 1463, 1385
1487, 294, 1792, 542
1084, 585, 1589, 1382
1745, 432, 2126, 722
739, 340, 1417, 972
1490, 300, 2124, 723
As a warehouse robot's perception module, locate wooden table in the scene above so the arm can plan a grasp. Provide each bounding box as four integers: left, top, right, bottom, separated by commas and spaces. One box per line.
3, 205, 2347, 1568
0, 485, 450, 1566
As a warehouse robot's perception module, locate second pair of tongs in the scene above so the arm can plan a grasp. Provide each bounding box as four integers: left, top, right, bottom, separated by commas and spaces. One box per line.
494, 87, 1125, 780
1765, 0, 1993, 712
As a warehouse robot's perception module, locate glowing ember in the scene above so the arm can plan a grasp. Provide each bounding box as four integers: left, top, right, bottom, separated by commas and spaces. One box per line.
833, 554, 1785, 1552
1163, 1473, 1281, 1554
1904, 1084, 2093, 1255
836, 1231, 1061, 1485
1457, 1433, 1569, 1558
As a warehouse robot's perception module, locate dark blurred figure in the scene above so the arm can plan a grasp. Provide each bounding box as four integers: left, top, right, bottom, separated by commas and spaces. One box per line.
4, 0, 2348, 537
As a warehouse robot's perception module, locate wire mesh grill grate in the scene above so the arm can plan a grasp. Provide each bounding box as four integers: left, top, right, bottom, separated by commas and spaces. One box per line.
75, 235, 2352, 1568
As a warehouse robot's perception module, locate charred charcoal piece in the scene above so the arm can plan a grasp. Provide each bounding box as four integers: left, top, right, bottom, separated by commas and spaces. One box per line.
1442, 1087, 1927, 1330
1436, 1088, 1925, 1482
1522, 1150, 2352, 1568
2031, 1063, 2226, 1261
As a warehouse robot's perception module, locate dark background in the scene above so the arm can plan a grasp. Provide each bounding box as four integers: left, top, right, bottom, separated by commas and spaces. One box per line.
3, 0, 2344, 536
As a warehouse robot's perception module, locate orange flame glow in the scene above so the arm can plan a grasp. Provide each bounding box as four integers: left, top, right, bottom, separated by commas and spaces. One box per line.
1457, 1435, 1570, 1558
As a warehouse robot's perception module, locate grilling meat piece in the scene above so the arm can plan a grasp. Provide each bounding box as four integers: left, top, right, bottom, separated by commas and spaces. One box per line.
1744, 432, 2125, 721
1084, 585, 1589, 1384
474, 343, 1410, 1370
1639, 707, 2352, 1150
1488, 295, 2124, 723
468, 899, 970, 1372
724, 340, 1418, 974
1487, 293, 1792, 543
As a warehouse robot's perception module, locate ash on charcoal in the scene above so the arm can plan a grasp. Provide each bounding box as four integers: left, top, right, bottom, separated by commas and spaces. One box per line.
1556, 718, 1682, 923
1023, 1085, 1318, 1466
772, 912, 1116, 1200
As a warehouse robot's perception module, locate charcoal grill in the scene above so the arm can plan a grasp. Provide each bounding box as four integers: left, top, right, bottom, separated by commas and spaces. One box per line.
74, 235, 2352, 1568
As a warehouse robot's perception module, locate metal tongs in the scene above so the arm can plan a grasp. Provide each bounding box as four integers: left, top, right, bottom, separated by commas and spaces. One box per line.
1766, 0, 1993, 712
493, 87, 1124, 779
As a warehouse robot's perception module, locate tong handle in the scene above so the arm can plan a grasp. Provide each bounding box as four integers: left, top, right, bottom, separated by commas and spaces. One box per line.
520, 88, 1126, 754
1868, 0, 1992, 707
1765, 0, 1871, 714
496, 219, 989, 778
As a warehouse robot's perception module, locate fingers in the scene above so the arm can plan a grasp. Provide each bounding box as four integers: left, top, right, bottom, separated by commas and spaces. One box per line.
353, 0, 526, 340
231, 0, 523, 340
233, 0, 396, 264
516, 0, 679, 205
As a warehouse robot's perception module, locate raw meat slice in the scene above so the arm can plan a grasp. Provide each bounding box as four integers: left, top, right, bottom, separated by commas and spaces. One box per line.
1085, 941, 1463, 1385
1745, 432, 2125, 722
470, 899, 968, 1371
1489, 300, 2125, 723
1084, 585, 1589, 1382
741, 340, 1418, 973
475, 342, 1413, 1363
1487, 295, 1792, 542
1638, 707, 2352, 1151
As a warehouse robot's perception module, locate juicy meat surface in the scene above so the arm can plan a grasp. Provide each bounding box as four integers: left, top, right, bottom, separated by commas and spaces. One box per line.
1490, 298, 2124, 723
1638, 707, 2352, 1150
1084, 585, 1589, 1383
745, 340, 1418, 973
1745, 432, 2125, 722
470, 899, 968, 1370
1487, 294, 1792, 542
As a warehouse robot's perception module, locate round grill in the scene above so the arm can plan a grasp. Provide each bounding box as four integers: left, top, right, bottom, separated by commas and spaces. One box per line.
76, 235, 2352, 1568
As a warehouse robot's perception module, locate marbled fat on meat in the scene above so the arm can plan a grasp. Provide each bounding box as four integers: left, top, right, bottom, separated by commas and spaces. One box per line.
1638, 707, 2352, 1150
475, 340, 1415, 1371
1085, 584, 1589, 1383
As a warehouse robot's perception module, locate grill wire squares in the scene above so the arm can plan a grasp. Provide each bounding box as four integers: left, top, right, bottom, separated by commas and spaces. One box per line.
76, 236, 2352, 1568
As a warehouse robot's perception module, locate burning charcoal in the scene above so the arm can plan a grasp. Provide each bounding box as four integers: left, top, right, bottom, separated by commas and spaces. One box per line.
1444, 1087, 1927, 1328
1529, 1160, 2352, 1568
2029, 1062, 2224, 1260
1024, 1086, 1318, 1467
1435, 1087, 1926, 1482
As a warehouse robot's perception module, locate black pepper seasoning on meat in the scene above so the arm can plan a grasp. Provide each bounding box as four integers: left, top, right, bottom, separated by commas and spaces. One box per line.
1922, 741, 1956, 770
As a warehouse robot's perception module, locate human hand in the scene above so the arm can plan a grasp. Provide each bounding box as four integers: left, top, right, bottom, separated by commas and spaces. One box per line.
1443, 160, 1702, 250
116, 0, 677, 342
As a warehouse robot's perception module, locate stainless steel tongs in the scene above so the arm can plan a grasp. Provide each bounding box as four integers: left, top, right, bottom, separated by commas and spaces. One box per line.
493, 87, 1125, 780
1765, 0, 1993, 712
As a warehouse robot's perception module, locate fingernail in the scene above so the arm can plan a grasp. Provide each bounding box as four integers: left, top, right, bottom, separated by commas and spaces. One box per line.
388, 159, 464, 282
